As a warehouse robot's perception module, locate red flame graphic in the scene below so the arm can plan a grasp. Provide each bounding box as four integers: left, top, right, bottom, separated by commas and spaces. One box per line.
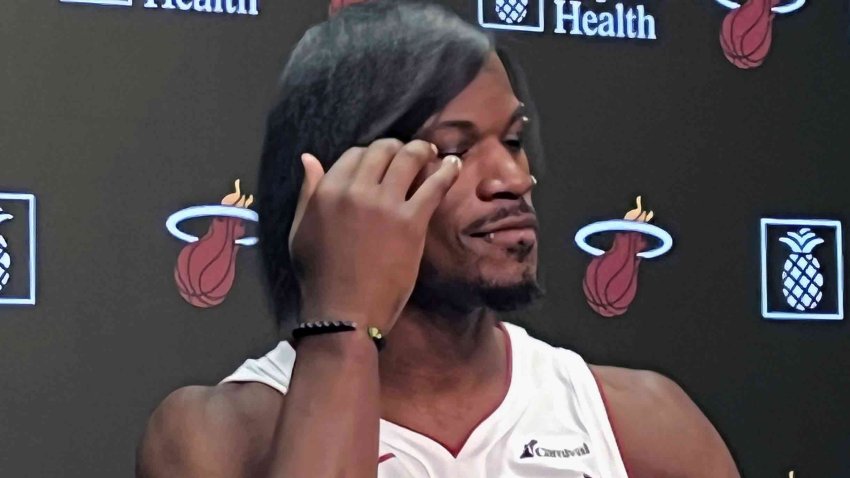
174, 180, 253, 308
582, 197, 654, 318
583, 232, 648, 317
720, 0, 779, 69
329, 0, 369, 16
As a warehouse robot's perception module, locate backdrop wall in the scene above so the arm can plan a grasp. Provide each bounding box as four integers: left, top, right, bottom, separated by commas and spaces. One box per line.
1, 0, 848, 476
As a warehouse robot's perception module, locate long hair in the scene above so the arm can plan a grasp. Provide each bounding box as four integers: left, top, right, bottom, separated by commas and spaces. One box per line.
256, 0, 543, 330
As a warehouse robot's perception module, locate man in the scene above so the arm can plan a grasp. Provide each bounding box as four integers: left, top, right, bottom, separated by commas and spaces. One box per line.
137, 1, 740, 476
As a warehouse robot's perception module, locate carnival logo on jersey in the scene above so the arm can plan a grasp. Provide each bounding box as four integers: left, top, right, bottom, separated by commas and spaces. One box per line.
166, 180, 258, 308
0, 192, 37, 306
60, 0, 260, 16
575, 196, 673, 317
760, 218, 844, 320
479, 0, 657, 40
714, 0, 805, 69
519, 439, 591, 459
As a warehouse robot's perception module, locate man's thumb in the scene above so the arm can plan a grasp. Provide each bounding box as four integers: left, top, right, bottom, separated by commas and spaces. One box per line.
290, 153, 325, 253
298, 152, 324, 201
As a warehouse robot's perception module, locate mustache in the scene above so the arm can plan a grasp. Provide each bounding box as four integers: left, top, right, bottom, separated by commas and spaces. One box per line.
462, 200, 536, 235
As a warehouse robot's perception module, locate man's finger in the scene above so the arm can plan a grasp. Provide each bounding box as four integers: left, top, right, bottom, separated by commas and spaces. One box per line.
406, 155, 461, 218
289, 153, 326, 253
321, 146, 366, 187
353, 138, 405, 185
381, 140, 438, 197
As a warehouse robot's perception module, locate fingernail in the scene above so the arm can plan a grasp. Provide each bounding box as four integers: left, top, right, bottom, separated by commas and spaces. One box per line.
430, 143, 439, 155
530, 175, 537, 185
443, 155, 461, 169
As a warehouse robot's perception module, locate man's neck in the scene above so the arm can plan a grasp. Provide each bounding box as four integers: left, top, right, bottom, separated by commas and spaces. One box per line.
378, 307, 507, 402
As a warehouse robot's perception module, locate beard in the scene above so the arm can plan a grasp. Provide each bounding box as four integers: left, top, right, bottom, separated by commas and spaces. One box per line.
407, 258, 545, 317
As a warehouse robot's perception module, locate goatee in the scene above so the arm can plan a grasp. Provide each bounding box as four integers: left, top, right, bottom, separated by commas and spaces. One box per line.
407, 261, 545, 317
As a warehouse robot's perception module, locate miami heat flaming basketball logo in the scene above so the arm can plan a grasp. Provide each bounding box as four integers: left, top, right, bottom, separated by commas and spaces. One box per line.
328, 0, 368, 16
166, 180, 258, 308
714, 0, 805, 69
575, 197, 673, 317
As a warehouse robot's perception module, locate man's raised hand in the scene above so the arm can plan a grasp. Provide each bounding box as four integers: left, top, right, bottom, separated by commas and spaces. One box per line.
288, 139, 462, 333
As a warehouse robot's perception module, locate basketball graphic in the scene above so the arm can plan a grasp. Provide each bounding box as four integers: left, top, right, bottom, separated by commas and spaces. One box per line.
714, 0, 806, 69
167, 180, 258, 309
720, 0, 777, 69
583, 198, 652, 317
575, 197, 673, 318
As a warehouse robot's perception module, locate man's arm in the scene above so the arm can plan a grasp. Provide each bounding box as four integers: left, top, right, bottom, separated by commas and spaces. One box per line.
591, 366, 740, 478
136, 385, 252, 478
136, 332, 382, 478
137, 141, 461, 478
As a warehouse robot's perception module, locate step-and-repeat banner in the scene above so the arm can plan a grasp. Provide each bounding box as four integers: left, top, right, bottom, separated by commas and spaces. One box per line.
1, 0, 848, 475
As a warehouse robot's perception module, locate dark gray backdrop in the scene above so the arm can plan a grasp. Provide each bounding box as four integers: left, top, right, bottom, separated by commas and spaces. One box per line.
1, 0, 849, 476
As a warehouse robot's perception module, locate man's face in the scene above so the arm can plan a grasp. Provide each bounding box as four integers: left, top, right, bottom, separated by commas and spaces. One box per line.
408, 52, 542, 315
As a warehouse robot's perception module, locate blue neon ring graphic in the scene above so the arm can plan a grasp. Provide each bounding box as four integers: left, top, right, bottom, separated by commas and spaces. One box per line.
714, 0, 805, 14
574, 219, 673, 260
166, 205, 259, 246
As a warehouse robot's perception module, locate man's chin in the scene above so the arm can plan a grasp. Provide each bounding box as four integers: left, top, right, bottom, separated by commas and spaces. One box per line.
407, 269, 544, 316
479, 279, 544, 312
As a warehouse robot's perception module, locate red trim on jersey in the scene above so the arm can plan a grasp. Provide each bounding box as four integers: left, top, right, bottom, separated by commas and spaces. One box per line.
377, 452, 396, 464
591, 369, 634, 478
384, 322, 513, 459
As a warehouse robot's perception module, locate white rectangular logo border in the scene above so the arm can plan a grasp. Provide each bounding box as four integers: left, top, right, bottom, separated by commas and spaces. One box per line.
0, 193, 37, 306
478, 0, 545, 32
760, 218, 844, 321
60, 0, 133, 6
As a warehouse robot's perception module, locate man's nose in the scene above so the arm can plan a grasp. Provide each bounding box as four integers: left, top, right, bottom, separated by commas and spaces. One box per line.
475, 140, 534, 201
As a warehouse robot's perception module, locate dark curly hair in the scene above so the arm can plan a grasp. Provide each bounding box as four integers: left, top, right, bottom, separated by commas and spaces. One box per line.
256, 0, 544, 330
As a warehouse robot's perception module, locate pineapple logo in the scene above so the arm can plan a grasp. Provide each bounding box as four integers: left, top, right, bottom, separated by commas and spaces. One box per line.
0, 207, 12, 294
495, 0, 527, 24
478, 0, 543, 32
779, 228, 824, 311
760, 218, 843, 320
0, 192, 36, 306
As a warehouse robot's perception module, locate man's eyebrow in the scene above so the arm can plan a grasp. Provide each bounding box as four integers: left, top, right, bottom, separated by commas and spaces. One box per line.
419, 104, 528, 137
505, 103, 528, 129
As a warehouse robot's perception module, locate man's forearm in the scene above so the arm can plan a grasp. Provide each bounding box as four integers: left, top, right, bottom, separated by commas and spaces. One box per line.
265, 330, 381, 478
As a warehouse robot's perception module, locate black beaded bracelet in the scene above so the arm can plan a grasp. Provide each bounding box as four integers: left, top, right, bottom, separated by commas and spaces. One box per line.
292, 320, 385, 351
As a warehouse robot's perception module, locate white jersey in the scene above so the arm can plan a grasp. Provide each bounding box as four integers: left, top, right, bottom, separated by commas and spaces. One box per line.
220, 322, 629, 478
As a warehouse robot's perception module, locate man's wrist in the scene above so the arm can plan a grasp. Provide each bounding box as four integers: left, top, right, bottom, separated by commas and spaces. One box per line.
293, 320, 384, 353
294, 326, 378, 362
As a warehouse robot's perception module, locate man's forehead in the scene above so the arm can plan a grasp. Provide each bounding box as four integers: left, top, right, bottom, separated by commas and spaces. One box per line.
418, 102, 526, 137
418, 55, 519, 132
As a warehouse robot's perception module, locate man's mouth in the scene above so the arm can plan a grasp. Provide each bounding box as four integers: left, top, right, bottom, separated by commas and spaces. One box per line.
467, 213, 538, 245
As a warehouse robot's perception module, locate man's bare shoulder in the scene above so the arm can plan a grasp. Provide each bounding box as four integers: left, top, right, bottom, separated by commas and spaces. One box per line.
135, 382, 283, 478
588, 365, 740, 478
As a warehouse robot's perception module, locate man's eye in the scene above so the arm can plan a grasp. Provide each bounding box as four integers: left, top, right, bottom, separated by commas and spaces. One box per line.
505, 139, 524, 151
